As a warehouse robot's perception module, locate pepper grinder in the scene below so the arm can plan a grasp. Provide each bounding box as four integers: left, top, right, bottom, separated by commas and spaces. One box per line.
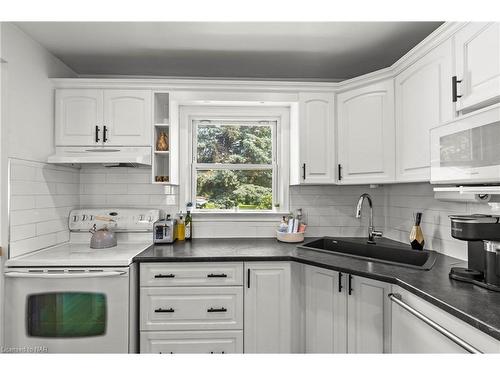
409, 212, 425, 250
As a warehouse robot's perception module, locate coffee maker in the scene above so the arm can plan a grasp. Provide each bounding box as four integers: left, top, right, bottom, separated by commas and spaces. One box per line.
449, 214, 500, 292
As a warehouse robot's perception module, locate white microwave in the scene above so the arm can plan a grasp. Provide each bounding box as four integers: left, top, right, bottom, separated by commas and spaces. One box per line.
430, 104, 500, 184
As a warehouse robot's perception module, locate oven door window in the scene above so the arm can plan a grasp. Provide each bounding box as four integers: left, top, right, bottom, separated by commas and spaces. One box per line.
27, 292, 107, 337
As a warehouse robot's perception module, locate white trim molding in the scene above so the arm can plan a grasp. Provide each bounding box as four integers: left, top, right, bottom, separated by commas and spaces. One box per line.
178, 105, 292, 220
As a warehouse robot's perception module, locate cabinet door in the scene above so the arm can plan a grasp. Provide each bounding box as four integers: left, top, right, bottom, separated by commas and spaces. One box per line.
298, 92, 335, 184
55, 89, 103, 146
244, 262, 291, 353
305, 266, 347, 353
395, 39, 453, 182
337, 80, 395, 184
347, 275, 391, 353
455, 22, 500, 112
103, 90, 152, 146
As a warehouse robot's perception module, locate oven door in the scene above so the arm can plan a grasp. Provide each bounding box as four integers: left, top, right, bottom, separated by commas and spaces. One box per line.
431, 105, 500, 184
4, 268, 130, 353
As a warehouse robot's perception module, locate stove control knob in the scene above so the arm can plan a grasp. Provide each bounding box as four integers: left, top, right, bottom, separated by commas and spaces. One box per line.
81, 214, 87, 221
89, 215, 94, 221
139, 215, 145, 221
148, 216, 153, 222
72, 215, 78, 222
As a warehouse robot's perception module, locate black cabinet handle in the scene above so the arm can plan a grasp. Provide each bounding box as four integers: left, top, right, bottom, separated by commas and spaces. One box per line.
103, 125, 108, 142
207, 307, 227, 313
338, 164, 342, 181
452, 76, 462, 103
247, 269, 250, 288
95, 126, 100, 143
207, 273, 227, 278
155, 308, 174, 313
154, 273, 175, 278
302, 163, 306, 180
348, 274, 353, 295
338, 272, 343, 293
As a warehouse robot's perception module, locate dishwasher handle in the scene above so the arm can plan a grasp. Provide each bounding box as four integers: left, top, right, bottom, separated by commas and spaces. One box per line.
388, 293, 482, 354
4, 270, 127, 279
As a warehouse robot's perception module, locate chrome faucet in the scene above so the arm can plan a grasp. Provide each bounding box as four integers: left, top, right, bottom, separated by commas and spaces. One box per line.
355, 193, 383, 244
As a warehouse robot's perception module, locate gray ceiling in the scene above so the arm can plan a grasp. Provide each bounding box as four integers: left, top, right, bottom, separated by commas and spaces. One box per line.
16, 22, 443, 81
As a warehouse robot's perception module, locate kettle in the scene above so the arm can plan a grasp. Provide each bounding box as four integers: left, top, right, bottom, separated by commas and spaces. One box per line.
89, 216, 117, 249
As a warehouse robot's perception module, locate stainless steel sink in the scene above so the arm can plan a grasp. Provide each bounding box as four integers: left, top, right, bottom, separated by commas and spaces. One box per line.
298, 237, 437, 270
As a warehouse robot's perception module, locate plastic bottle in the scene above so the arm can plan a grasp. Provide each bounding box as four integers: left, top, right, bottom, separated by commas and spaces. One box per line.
176, 212, 185, 241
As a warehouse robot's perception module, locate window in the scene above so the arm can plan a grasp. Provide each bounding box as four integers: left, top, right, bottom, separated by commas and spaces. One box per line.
192, 119, 277, 211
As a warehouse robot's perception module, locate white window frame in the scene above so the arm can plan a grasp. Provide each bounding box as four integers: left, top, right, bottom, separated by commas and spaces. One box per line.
179, 106, 290, 217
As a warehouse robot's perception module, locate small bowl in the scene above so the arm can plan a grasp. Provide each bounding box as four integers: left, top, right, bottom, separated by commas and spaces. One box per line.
276, 230, 305, 243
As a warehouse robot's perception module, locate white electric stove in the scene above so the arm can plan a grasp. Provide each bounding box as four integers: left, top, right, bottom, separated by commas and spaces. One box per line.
4, 208, 161, 354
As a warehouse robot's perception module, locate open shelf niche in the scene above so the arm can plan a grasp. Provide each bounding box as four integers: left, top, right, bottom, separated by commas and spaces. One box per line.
152, 92, 177, 185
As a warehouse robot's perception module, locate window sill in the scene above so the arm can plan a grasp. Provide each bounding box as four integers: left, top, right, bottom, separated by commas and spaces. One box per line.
192, 210, 291, 222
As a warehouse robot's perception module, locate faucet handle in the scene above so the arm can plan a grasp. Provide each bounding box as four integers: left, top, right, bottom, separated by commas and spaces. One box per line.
371, 229, 383, 238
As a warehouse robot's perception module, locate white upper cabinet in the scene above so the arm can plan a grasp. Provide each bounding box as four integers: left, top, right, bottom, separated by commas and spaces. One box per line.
337, 79, 395, 184
292, 92, 335, 184
244, 262, 291, 353
56, 89, 152, 146
395, 39, 454, 182
103, 90, 152, 146
55, 89, 103, 146
454, 22, 500, 112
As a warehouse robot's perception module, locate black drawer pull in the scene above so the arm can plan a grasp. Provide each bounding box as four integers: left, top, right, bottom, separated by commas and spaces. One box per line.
207, 307, 227, 313
154, 273, 175, 278
155, 308, 174, 313
207, 273, 228, 278
348, 274, 353, 296
338, 272, 343, 293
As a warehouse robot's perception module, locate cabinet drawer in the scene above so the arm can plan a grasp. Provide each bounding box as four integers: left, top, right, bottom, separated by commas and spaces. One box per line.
140, 262, 243, 286
140, 286, 243, 331
140, 330, 243, 353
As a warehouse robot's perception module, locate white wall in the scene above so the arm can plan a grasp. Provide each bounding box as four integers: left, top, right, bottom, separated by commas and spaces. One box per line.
0, 22, 77, 347
1, 23, 76, 162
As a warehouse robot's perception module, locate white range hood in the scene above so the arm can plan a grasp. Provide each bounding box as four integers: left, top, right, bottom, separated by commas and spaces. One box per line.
47, 146, 152, 167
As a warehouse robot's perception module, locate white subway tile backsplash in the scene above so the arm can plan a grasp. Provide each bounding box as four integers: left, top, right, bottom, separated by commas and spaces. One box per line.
8, 159, 485, 262
10, 224, 36, 242
78, 166, 178, 212
9, 159, 79, 258
10, 195, 36, 210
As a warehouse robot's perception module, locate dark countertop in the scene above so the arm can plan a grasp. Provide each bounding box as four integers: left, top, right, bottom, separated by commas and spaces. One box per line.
134, 237, 500, 341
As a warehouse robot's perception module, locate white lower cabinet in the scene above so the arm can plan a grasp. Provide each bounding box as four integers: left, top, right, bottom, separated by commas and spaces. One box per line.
305, 266, 347, 353
305, 266, 391, 353
390, 286, 500, 353
347, 275, 392, 353
140, 331, 243, 354
139, 262, 244, 354
244, 262, 292, 353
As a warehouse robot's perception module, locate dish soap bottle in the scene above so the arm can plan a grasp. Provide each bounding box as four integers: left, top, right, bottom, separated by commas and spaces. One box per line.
185, 202, 193, 241
409, 212, 424, 250
176, 212, 185, 241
